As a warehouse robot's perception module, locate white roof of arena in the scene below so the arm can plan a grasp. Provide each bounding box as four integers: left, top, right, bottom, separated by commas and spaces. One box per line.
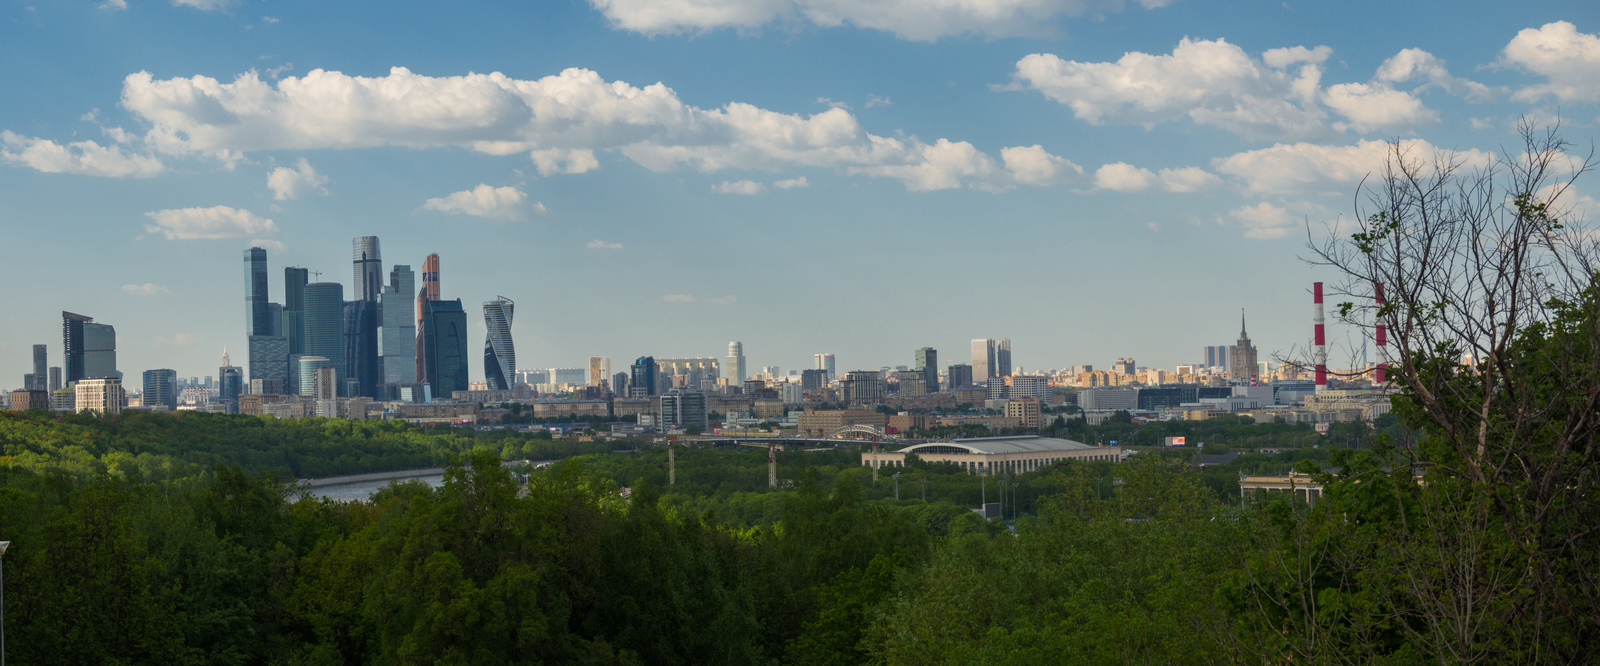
896, 436, 1100, 456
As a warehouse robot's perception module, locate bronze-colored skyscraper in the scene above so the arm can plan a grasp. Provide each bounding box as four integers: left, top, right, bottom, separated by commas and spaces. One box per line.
415, 253, 440, 383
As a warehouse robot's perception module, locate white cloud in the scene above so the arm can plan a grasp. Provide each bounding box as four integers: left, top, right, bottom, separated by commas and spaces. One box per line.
1227, 202, 1295, 239
774, 176, 809, 189
1213, 139, 1494, 195
100, 0, 127, 10
121, 283, 171, 295
144, 206, 278, 240
713, 179, 766, 194
865, 94, 891, 108
173, 0, 235, 10
261, 16, 279, 23
1, 131, 164, 178
1002, 144, 1083, 187
1013, 40, 1488, 140
422, 184, 541, 221
115, 66, 1073, 192
1012, 39, 1331, 140
1094, 162, 1157, 192
1375, 48, 1494, 102
587, 239, 624, 249
266, 157, 328, 200
587, 0, 1175, 41
1322, 82, 1439, 133
1504, 22, 1600, 103
1158, 166, 1222, 192
663, 294, 697, 303
250, 239, 287, 252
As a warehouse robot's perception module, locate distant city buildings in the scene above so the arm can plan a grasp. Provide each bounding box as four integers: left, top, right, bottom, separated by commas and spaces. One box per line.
813, 353, 835, 382
913, 347, 938, 395
62, 311, 116, 382
727, 341, 746, 388
420, 298, 469, 397
143, 369, 177, 411
1230, 311, 1260, 385
630, 356, 658, 397
947, 363, 973, 390
659, 389, 708, 430
971, 338, 995, 384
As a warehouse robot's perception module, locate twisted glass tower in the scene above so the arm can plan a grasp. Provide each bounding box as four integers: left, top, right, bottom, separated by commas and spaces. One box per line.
482, 296, 515, 391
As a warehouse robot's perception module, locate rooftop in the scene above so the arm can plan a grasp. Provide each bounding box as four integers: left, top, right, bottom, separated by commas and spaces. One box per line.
897, 435, 1100, 456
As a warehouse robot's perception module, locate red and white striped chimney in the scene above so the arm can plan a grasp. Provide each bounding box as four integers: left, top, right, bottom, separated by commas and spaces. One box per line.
1314, 282, 1328, 392
1375, 282, 1387, 385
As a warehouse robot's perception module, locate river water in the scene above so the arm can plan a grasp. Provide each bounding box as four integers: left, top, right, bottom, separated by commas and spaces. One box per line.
300, 473, 447, 502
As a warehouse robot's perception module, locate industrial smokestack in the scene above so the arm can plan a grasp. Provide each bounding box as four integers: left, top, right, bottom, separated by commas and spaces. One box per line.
1314, 282, 1328, 392
1375, 282, 1387, 385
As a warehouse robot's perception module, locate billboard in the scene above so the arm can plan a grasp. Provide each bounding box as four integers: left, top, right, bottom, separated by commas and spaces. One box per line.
1165, 436, 1187, 447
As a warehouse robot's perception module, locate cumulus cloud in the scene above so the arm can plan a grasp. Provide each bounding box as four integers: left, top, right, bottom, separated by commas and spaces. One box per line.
1094, 162, 1157, 191
587, 0, 1175, 41
251, 239, 288, 252
423, 184, 543, 221
100, 0, 128, 10
121, 283, 171, 295
144, 206, 278, 240
1504, 21, 1600, 102
1012, 39, 1487, 140
1091, 162, 1215, 192
1213, 139, 1494, 195
663, 294, 697, 303
1, 131, 164, 178
1012, 39, 1331, 140
713, 179, 766, 194
1002, 144, 1084, 187
266, 157, 328, 199
773, 176, 809, 189
587, 239, 624, 249
114, 66, 1072, 192
173, 0, 236, 10
1227, 202, 1296, 239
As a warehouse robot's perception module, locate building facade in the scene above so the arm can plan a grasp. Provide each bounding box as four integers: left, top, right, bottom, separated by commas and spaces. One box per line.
630, 357, 658, 397
31, 344, 46, 392
659, 389, 708, 430
971, 339, 995, 384
1230, 311, 1260, 384
813, 353, 836, 382
862, 436, 1120, 476
414, 253, 441, 383
421, 298, 469, 398
63, 311, 116, 382
352, 236, 383, 302
482, 296, 515, 391
74, 377, 122, 415
143, 369, 177, 411
996, 338, 1012, 378
303, 283, 346, 372
948, 363, 973, 390
380, 264, 417, 385
244, 247, 271, 336
726, 341, 746, 388
914, 347, 938, 395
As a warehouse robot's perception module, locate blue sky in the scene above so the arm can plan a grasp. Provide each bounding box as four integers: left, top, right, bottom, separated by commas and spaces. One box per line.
3, 0, 1598, 385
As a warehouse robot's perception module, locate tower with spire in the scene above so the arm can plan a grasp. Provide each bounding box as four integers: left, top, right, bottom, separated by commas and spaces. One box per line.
1230, 309, 1260, 385
218, 348, 244, 413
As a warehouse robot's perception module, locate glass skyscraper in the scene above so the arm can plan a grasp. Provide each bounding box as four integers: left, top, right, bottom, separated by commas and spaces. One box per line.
914, 347, 939, 394
248, 335, 289, 391
244, 247, 271, 336
421, 299, 468, 398
381, 264, 416, 385
142, 369, 177, 411
31, 344, 46, 392
343, 300, 381, 398
482, 297, 515, 391
283, 267, 308, 355
630, 356, 658, 398
63, 311, 116, 382
302, 282, 346, 375
352, 236, 383, 303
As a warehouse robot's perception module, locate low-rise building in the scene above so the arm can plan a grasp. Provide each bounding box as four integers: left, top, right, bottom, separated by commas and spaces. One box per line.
863, 435, 1121, 476
797, 407, 887, 437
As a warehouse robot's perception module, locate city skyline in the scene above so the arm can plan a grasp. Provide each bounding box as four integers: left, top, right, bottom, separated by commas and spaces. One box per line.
2, 1, 1596, 383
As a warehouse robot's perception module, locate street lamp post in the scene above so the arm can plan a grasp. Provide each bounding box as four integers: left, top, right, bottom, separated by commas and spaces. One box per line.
1, 539, 9, 666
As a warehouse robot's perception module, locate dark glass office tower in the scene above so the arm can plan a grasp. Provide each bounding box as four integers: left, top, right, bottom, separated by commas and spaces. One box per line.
302, 283, 346, 374
142, 369, 177, 411
630, 357, 658, 398
421, 299, 468, 398
31, 344, 46, 391
914, 347, 939, 394
342, 300, 381, 398
63, 311, 116, 382
244, 247, 270, 336
283, 267, 308, 355
353, 236, 382, 303
482, 297, 515, 391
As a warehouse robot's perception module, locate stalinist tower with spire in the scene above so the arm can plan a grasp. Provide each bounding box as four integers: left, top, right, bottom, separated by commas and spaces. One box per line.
1230, 310, 1260, 384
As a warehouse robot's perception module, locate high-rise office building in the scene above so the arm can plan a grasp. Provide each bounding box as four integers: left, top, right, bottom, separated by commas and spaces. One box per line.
48, 367, 61, 392
841, 370, 885, 405
914, 347, 939, 394
380, 264, 417, 385
352, 236, 383, 302
971, 339, 995, 384
1010, 374, 1050, 401
218, 350, 243, 412
303, 282, 346, 372
31, 344, 46, 392
248, 335, 289, 390
996, 338, 1012, 378
630, 356, 658, 397
142, 369, 177, 411
415, 253, 440, 383
1112, 357, 1136, 375
482, 297, 515, 391
298, 356, 334, 396
589, 357, 612, 387
420, 299, 469, 397
244, 247, 270, 336
800, 369, 827, 392
343, 300, 381, 398
611, 372, 628, 397
1230, 311, 1260, 384
948, 363, 973, 390
659, 389, 708, 430
813, 353, 836, 382
284, 267, 309, 355
74, 377, 121, 416
63, 311, 116, 382
727, 341, 747, 388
